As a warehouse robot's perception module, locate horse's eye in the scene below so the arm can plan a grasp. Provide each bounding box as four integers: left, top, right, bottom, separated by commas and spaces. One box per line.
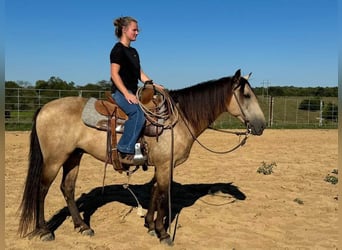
244, 93, 251, 99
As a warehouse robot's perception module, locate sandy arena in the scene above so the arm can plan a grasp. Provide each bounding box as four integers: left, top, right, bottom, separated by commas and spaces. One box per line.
5, 129, 338, 249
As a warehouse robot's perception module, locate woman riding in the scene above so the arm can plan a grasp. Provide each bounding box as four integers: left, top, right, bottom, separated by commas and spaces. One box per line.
110, 16, 162, 165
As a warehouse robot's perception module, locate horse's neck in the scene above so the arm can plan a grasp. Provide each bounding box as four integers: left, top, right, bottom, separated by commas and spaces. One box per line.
171, 79, 234, 136
176, 109, 215, 139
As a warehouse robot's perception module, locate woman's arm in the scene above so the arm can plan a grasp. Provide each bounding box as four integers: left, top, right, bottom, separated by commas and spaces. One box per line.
140, 69, 164, 89
140, 69, 151, 84
111, 63, 138, 104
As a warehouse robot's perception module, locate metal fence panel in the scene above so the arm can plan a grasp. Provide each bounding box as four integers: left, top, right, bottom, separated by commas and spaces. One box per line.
5, 88, 338, 130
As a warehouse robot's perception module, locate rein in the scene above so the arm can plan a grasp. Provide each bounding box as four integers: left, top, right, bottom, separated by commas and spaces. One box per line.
189, 84, 251, 154
200, 127, 251, 154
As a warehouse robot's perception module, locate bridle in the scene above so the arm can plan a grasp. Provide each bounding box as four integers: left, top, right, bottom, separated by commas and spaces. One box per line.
232, 81, 252, 133
179, 81, 251, 155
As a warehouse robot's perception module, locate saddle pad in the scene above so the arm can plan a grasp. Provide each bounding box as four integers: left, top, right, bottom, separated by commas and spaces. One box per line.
82, 98, 108, 130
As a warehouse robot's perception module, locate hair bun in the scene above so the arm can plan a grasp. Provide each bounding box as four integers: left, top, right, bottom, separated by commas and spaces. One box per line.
113, 17, 123, 27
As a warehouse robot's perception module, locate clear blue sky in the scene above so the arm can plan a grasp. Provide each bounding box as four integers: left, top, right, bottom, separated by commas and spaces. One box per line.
5, 0, 338, 89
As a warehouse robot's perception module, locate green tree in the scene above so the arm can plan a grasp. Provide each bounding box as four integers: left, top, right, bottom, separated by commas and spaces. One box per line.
35, 80, 49, 89
323, 103, 338, 121
5, 81, 20, 88
298, 99, 321, 111
47, 76, 70, 90
96, 80, 111, 90
5, 81, 21, 110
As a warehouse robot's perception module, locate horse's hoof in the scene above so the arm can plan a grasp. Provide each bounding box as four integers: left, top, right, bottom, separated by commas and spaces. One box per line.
81, 228, 95, 236
160, 237, 174, 246
147, 229, 157, 237
40, 232, 55, 241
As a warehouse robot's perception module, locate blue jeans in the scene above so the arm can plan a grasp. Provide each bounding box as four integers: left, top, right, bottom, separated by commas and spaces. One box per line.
112, 90, 145, 154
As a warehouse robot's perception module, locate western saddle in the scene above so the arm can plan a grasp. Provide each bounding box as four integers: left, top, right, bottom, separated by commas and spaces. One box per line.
93, 87, 172, 172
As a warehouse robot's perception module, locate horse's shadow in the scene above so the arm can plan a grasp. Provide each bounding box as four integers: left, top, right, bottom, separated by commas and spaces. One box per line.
47, 180, 246, 232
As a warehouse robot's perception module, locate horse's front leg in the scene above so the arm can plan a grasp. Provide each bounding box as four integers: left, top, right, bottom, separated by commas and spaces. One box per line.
155, 188, 170, 242
61, 153, 94, 236
154, 167, 173, 245
145, 179, 158, 236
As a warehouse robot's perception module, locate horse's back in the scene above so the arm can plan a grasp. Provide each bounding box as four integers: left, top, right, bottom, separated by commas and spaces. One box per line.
41, 96, 87, 115
37, 97, 86, 125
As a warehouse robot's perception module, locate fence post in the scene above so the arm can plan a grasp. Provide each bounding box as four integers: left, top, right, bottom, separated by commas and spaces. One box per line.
319, 99, 323, 127
296, 99, 298, 125
307, 99, 310, 124
268, 96, 274, 127
283, 97, 287, 124
17, 88, 20, 123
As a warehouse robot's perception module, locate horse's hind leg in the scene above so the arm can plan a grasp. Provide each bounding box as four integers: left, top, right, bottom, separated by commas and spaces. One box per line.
60, 150, 94, 236
32, 162, 63, 240
36, 169, 59, 241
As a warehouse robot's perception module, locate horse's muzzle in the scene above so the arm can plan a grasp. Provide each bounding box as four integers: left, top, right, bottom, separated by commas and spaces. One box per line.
247, 121, 266, 136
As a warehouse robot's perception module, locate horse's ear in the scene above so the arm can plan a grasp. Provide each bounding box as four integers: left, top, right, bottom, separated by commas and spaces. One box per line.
243, 72, 252, 80
233, 69, 241, 82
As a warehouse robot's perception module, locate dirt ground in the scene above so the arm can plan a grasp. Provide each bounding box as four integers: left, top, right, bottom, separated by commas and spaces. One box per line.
5, 129, 338, 249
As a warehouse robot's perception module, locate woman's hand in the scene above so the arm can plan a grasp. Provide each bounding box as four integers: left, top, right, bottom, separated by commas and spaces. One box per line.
124, 92, 138, 104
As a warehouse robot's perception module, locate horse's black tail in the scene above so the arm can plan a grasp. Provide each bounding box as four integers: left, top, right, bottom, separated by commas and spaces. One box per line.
18, 108, 43, 237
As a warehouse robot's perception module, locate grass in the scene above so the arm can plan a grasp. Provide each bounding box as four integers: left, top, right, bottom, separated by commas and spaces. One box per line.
5, 110, 35, 130
257, 161, 277, 175
324, 169, 338, 185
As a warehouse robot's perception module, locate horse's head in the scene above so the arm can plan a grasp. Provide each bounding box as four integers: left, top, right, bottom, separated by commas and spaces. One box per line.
226, 69, 266, 135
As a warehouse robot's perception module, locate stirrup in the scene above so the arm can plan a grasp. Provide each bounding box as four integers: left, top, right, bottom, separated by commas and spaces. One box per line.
118, 143, 147, 166
133, 143, 147, 165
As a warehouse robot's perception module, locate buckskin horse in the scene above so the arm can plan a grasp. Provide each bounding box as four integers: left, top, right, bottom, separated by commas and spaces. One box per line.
18, 69, 266, 245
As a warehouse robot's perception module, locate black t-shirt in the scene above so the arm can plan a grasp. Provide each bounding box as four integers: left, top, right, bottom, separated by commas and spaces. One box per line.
110, 42, 141, 94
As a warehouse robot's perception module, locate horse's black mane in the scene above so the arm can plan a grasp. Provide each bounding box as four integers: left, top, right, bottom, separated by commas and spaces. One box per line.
169, 76, 235, 132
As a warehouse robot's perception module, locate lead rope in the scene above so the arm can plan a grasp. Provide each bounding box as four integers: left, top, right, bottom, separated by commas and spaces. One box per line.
123, 171, 144, 217
169, 123, 181, 243
136, 86, 178, 242
136, 85, 179, 129
168, 121, 174, 238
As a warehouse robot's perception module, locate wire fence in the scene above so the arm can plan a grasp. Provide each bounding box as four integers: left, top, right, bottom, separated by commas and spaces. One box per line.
5, 88, 338, 130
